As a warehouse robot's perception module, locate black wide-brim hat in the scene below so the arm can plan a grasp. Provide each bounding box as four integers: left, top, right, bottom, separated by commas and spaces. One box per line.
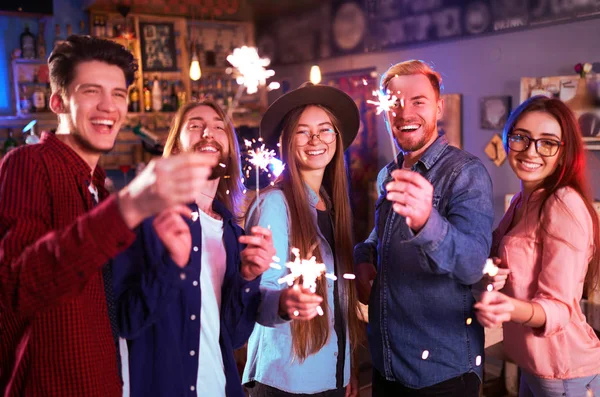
260, 82, 360, 150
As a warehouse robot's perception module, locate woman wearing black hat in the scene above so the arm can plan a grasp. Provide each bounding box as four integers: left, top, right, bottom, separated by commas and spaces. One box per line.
242, 83, 363, 397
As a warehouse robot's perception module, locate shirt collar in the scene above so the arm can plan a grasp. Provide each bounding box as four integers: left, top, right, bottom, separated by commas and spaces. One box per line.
387, 135, 449, 174
41, 131, 107, 187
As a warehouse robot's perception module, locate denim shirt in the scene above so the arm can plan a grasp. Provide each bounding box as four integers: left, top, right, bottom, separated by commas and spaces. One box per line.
242, 187, 351, 394
354, 136, 494, 388
113, 200, 261, 397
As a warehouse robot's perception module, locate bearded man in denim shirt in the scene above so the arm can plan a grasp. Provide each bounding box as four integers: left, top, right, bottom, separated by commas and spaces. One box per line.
354, 60, 494, 396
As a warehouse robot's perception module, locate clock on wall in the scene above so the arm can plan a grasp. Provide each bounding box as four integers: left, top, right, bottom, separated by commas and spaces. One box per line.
332, 2, 366, 51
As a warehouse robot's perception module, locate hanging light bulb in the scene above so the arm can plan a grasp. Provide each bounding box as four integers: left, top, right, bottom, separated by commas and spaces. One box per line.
189, 52, 201, 81
310, 65, 321, 85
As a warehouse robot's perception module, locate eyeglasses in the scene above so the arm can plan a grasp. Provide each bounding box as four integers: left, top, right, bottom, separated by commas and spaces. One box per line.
295, 129, 338, 146
507, 133, 563, 157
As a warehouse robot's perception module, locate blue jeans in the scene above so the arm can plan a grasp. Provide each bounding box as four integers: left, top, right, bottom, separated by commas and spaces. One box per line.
520, 370, 600, 397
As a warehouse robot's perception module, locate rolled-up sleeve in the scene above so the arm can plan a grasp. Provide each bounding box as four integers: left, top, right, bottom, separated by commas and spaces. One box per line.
532, 188, 593, 337
245, 190, 292, 327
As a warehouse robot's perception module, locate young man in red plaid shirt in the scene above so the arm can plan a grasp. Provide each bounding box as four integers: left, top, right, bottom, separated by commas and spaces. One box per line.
0, 35, 217, 397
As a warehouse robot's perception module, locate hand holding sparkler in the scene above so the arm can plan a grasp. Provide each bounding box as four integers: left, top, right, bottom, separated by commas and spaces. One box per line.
239, 226, 277, 281
481, 257, 510, 291
276, 247, 332, 320
385, 169, 433, 231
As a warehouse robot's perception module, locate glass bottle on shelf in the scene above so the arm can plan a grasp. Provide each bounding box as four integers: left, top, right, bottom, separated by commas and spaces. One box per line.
143, 79, 151, 112
3, 129, 19, 155
45, 83, 52, 111
66, 23, 72, 37
176, 81, 187, 108
20, 85, 32, 114
129, 82, 140, 112
20, 25, 37, 59
161, 80, 170, 112
37, 19, 46, 59
32, 85, 46, 113
151, 76, 162, 112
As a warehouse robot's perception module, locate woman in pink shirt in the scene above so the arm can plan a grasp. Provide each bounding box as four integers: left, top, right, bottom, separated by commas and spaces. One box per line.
474, 96, 600, 396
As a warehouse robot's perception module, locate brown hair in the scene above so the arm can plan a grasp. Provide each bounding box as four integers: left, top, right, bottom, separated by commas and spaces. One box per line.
380, 59, 443, 98
48, 35, 137, 97
502, 96, 600, 294
254, 104, 363, 361
163, 100, 244, 221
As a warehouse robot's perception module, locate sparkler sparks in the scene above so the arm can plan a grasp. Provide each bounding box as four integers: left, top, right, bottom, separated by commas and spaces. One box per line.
367, 89, 398, 115
482, 258, 499, 277
367, 89, 401, 164
226, 46, 275, 95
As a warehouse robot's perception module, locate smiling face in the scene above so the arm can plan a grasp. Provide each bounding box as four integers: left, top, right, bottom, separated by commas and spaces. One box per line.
385, 74, 443, 156
508, 110, 564, 194
55, 60, 129, 154
293, 105, 337, 173
179, 105, 229, 179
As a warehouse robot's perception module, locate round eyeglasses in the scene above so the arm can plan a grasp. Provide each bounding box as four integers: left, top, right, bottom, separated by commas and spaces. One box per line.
507, 133, 563, 157
295, 129, 338, 146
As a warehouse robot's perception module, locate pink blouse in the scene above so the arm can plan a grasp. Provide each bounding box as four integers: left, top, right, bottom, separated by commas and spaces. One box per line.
494, 187, 600, 379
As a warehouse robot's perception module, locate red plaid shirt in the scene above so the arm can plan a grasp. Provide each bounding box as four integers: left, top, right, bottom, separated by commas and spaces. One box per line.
0, 132, 136, 397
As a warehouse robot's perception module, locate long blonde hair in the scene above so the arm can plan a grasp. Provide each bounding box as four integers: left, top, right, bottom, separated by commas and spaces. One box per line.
163, 100, 244, 221
253, 104, 363, 361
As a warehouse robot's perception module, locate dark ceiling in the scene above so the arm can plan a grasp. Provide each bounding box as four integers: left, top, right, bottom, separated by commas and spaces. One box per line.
249, 0, 323, 21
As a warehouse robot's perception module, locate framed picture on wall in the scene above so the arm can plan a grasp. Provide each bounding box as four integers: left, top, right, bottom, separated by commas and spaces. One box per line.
480, 96, 511, 130
438, 93, 462, 149
139, 22, 178, 72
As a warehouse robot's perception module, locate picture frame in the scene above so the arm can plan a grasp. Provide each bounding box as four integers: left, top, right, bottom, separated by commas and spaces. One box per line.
438, 93, 462, 149
139, 22, 178, 72
480, 96, 511, 130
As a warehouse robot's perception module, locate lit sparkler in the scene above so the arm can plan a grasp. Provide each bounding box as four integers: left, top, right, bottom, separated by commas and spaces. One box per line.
367, 89, 400, 164
227, 46, 275, 95
277, 247, 334, 317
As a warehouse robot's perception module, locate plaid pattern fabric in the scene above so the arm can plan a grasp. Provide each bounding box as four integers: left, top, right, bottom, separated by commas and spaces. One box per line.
0, 132, 136, 397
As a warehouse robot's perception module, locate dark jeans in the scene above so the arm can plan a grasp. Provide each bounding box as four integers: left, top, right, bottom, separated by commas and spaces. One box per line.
372, 369, 480, 397
247, 381, 345, 397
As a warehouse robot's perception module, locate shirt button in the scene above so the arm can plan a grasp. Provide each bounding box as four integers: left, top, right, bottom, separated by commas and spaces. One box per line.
245, 287, 250, 293
193, 280, 198, 287
180, 273, 186, 280
190, 385, 195, 391
190, 314, 196, 320
193, 246, 199, 252
190, 350, 196, 356
334, 352, 338, 357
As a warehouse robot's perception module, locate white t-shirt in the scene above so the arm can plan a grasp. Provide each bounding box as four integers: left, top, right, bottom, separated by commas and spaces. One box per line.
196, 209, 227, 396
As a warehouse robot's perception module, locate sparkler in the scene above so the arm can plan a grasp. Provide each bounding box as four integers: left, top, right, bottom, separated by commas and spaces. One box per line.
367, 89, 400, 165
277, 247, 335, 317
483, 258, 499, 292
245, 140, 277, 203
226, 46, 277, 119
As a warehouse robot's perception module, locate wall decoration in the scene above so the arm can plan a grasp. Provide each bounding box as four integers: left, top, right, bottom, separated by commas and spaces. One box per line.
139, 22, 178, 72
520, 74, 600, 150
480, 96, 511, 130
438, 93, 462, 149
484, 134, 507, 167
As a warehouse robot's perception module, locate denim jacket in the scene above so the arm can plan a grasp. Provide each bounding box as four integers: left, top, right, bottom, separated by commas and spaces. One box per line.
242, 187, 351, 394
354, 136, 494, 388
113, 200, 261, 397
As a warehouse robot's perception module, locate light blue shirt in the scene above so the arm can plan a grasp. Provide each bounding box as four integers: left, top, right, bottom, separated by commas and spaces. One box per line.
242, 187, 350, 394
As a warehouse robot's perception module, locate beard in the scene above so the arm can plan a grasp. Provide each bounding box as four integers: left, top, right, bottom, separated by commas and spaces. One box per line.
190, 139, 230, 180
393, 116, 437, 153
